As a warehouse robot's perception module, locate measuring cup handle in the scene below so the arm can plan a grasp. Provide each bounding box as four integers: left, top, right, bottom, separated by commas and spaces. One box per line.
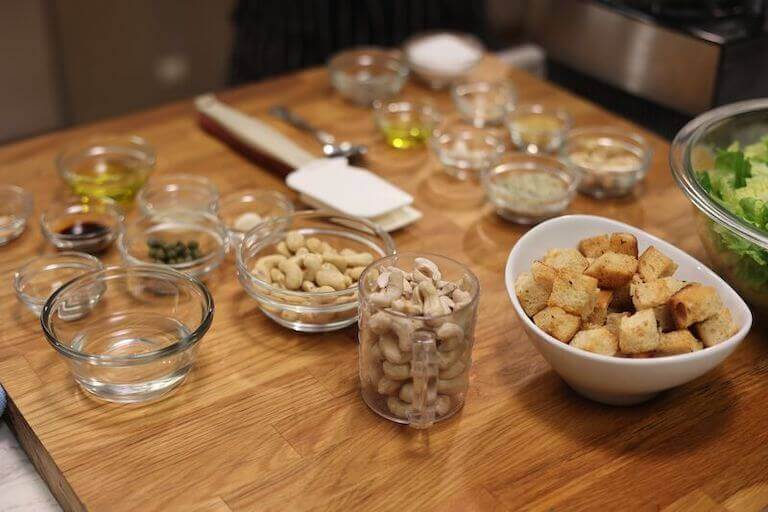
408, 331, 438, 429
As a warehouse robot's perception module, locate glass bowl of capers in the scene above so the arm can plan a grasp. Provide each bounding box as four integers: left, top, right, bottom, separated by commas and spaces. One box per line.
118, 209, 228, 279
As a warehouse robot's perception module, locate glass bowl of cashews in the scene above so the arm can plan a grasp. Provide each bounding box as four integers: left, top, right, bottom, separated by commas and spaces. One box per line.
236, 210, 396, 332
358, 253, 480, 428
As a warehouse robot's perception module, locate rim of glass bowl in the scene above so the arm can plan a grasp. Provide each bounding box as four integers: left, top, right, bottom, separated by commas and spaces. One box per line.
219, 189, 295, 235
40, 199, 125, 242
670, 98, 768, 250
358, 251, 480, 321
14, 251, 104, 307
136, 173, 220, 216
328, 46, 409, 78
563, 126, 653, 175
0, 185, 34, 226
56, 135, 156, 180
429, 123, 507, 156
482, 154, 579, 207
236, 210, 396, 299
451, 80, 517, 107
372, 99, 443, 127
40, 264, 214, 364
118, 210, 229, 271
507, 103, 573, 130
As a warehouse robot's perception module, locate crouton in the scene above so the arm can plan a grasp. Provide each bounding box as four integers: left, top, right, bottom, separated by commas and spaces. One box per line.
631, 277, 687, 310
531, 261, 557, 291
609, 232, 638, 257
609, 281, 633, 311
578, 234, 611, 258
570, 327, 618, 356
638, 246, 678, 282
547, 271, 599, 318
515, 272, 550, 317
585, 252, 639, 289
653, 304, 675, 332
694, 308, 738, 347
670, 284, 723, 328
533, 306, 581, 342
658, 330, 703, 355
584, 290, 613, 328
542, 248, 589, 274
619, 309, 660, 354
606, 312, 629, 337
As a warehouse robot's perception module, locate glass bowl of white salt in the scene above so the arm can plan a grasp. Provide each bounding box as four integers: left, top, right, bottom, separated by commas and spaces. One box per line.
403, 32, 484, 90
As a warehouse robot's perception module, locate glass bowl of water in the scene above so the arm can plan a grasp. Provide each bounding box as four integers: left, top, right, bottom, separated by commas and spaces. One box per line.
452, 80, 516, 127
429, 123, 506, 180
0, 185, 33, 246
40, 265, 214, 403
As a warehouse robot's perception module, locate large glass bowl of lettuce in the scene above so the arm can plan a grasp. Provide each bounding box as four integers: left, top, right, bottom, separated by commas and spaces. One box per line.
671, 99, 768, 312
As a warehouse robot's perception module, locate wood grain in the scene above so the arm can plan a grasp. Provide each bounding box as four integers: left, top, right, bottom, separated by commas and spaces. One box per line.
1, 59, 767, 511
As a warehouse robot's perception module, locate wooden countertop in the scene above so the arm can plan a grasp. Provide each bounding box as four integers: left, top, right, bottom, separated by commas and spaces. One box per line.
1, 60, 767, 512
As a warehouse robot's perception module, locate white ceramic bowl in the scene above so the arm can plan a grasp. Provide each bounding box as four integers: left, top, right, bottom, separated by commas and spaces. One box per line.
505, 214, 752, 405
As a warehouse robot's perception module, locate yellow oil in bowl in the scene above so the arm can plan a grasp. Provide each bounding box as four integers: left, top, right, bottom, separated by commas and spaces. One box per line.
58, 136, 155, 205
381, 122, 433, 149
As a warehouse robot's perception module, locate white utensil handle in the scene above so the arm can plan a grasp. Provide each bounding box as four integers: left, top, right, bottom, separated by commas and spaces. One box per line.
194, 94, 316, 169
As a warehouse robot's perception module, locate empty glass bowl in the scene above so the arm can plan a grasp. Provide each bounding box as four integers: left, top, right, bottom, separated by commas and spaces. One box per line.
452, 80, 516, 127
0, 185, 33, 246
482, 153, 578, 224
562, 126, 652, 198
57, 135, 155, 205
218, 189, 294, 246
119, 210, 228, 279
430, 123, 506, 180
40, 198, 125, 253
40, 265, 214, 403
507, 104, 572, 154
137, 174, 219, 216
373, 100, 442, 149
328, 47, 409, 106
14, 252, 103, 317
236, 210, 395, 332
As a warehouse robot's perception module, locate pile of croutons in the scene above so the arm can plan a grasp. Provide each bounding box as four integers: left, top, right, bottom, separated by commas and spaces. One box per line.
515, 232, 738, 357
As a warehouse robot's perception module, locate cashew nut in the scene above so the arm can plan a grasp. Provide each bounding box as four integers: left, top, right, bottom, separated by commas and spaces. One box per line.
377, 377, 401, 396
255, 254, 287, 278
439, 359, 466, 379
437, 348, 461, 370
386, 396, 411, 418
399, 382, 437, 404
436, 395, 452, 416
415, 257, 441, 282
346, 252, 374, 267
285, 231, 305, 252
322, 252, 348, 272
316, 265, 348, 291
436, 322, 464, 352
369, 311, 392, 335
302, 253, 323, 282
276, 241, 291, 257
370, 269, 405, 308
269, 268, 286, 286
419, 280, 448, 317
278, 259, 303, 290
452, 288, 472, 309
383, 361, 410, 380
305, 237, 322, 253
301, 280, 317, 292
345, 266, 366, 282
380, 333, 409, 364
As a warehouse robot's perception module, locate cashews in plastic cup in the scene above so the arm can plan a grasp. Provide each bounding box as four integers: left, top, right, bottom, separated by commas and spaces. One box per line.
358, 253, 480, 428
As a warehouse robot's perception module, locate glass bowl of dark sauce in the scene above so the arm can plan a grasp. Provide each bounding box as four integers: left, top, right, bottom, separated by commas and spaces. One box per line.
41, 198, 125, 253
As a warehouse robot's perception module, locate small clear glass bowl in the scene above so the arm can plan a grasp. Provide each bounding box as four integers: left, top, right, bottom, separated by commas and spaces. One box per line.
40, 198, 125, 254
507, 104, 573, 154
482, 153, 578, 224
57, 135, 156, 205
429, 123, 506, 180
403, 31, 485, 90
119, 210, 228, 279
40, 265, 214, 403
452, 80, 517, 127
373, 100, 442, 149
562, 126, 652, 198
0, 185, 33, 246
218, 189, 294, 246
14, 252, 104, 317
137, 174, 219, 216
236, 210, 396, 332
328, 47, 410, 106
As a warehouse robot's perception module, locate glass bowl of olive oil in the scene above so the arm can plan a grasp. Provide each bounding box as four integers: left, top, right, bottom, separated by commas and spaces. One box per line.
57, 135, 156, 205
373, 100, 441, 149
